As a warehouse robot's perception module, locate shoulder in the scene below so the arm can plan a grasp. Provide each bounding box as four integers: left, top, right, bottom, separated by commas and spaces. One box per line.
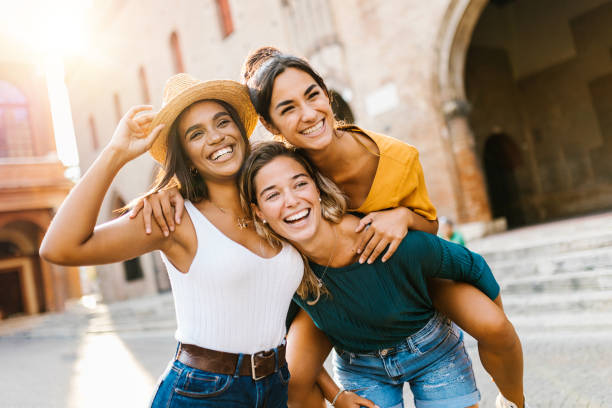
357, 127, 419, 164
393, 231, 442, 264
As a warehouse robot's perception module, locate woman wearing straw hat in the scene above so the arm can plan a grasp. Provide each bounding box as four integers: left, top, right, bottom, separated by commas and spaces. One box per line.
39, 74, 374, 407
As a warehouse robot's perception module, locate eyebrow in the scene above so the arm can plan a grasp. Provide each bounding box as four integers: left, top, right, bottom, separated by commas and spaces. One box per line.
274, 84, 318, 111
183, 111, 231, 139
258, 172, 309, 197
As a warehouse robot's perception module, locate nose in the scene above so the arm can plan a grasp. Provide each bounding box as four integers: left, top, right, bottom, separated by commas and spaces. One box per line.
300, 103, 317, 123
206, 129, 224, 145
284, 189, 299, 207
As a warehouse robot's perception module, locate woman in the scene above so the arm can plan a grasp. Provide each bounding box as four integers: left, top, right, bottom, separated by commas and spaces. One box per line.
240, 141, 498, 408
136, 49, 526, 408
243, 48, 527, 408
39, 74, 319, 407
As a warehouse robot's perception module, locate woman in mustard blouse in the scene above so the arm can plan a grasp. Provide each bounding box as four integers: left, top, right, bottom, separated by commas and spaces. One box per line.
241, 47, 526, 408
137, 49, 526, 408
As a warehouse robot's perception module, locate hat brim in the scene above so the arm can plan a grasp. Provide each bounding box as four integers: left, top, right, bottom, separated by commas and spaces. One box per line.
149, 80, 258, 164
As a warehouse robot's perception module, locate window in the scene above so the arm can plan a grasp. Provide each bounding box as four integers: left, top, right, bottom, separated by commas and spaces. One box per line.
0, 80, 34, 158
88, 115, 99, 150
216, 0, 234, 38
170, 31, 185, 73
138, 66, 151, 104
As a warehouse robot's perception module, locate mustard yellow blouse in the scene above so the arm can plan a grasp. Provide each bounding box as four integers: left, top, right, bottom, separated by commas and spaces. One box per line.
341, 125, 437, 221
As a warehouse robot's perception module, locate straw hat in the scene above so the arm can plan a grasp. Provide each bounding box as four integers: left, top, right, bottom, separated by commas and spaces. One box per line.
149, 73, 258, 164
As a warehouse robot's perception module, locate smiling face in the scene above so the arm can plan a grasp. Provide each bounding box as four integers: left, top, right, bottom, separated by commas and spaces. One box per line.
177, 100, 247, 181
253, 155, 323, 244
265, 68, 335, 152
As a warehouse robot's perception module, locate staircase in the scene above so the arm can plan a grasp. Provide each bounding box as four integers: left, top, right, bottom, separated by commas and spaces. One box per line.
468, 212, 612, 333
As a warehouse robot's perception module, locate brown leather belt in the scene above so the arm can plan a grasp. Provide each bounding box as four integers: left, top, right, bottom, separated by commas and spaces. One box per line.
176, 342, 286, 381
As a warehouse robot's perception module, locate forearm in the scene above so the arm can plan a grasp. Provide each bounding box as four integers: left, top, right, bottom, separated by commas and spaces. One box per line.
316, 368, 341, 403
409, 210, 438, 234
40, 147, 127, 262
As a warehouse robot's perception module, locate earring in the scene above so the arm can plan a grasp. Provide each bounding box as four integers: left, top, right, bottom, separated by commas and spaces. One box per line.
262, 219, 267, 224
319, 197, 322, 202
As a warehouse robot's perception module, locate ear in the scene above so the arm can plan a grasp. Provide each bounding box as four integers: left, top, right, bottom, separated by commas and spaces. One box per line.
251, 202, 266, 224
260, 116, 281, 135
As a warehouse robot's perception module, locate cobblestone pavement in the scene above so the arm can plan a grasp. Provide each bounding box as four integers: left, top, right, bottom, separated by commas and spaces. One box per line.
2, 213, 612, 407
0, 295, 610, 407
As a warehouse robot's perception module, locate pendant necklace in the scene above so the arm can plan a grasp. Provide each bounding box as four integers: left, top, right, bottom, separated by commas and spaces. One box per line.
208, 200, 251, 230
307, 225, 338, 306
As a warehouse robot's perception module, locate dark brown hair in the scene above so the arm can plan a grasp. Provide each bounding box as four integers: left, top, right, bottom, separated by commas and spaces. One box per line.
242, 47, 331, 125
239, 141, 347, 302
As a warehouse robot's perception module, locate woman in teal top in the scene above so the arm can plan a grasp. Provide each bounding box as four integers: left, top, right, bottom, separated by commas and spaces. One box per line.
240, 141, 501, 408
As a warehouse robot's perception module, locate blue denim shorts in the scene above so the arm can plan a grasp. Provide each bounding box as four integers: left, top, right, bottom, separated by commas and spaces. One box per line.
149, 353, 290, 407
333, 313, 480, 408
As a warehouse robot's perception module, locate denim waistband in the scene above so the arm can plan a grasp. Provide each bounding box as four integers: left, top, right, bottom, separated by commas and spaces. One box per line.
334, 312, 448, 357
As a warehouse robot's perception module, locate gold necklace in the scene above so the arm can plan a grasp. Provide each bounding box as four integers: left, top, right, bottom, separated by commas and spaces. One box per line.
208, 200, 251, 230
307, 225, 338, 306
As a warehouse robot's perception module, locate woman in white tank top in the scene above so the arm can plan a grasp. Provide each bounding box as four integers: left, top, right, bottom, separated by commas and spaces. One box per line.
39, 74, 304, 407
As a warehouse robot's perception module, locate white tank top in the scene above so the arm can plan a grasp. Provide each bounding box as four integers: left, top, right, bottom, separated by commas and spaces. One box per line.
160, 200, 303, 354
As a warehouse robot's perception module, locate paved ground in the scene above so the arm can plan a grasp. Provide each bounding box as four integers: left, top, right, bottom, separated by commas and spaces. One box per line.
2, 213, 612, 407
2, 295, 611, 407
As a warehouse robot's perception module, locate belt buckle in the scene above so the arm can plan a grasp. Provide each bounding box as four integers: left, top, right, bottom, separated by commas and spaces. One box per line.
251, 352, 266, 381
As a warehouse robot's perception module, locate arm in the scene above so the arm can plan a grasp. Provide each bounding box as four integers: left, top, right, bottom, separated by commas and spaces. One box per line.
40, 106, 169, 266
353, 148, 438, 264
415, 232, 500, 301
316, 369, 378, 407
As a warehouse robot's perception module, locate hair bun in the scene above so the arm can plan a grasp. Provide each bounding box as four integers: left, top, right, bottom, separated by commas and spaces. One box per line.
242, 46, 282, 82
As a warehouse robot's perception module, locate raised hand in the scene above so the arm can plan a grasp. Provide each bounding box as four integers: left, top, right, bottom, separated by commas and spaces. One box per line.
107, 105, 165, 163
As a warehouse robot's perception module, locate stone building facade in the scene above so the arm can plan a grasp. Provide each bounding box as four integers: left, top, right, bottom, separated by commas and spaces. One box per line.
65, 0, 612, 300
0, 37, 80, 318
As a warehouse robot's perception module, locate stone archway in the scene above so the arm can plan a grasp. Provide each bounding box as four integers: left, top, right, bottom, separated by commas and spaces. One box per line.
432, 0, 492, 225
463, 0, 612, 225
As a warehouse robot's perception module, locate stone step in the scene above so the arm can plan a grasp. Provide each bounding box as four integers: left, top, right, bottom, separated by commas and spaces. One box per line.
502, 289, 612, 315
488, 246, 612, 279
473, 232, 612, 263
468, 212, 612, 262
500, 268, 612, 295
504, 311, 612, 334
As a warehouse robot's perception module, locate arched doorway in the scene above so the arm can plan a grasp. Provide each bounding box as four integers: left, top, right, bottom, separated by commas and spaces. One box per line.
483, 132, 524, 227
437, 0, 612, 227
0, 221, 46, 318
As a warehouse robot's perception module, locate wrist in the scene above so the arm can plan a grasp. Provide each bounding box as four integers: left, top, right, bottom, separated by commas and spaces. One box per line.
331, 388, 347, 406
100, 145, 130, 170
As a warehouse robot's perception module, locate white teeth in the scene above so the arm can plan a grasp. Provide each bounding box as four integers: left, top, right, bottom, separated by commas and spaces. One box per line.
211, 146, 233, 161
285, 209, 309, 222
301, 120, 323, 135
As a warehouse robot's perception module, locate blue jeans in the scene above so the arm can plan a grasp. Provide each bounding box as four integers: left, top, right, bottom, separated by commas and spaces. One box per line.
150, 353, 290, 407
333, 313, 480, 408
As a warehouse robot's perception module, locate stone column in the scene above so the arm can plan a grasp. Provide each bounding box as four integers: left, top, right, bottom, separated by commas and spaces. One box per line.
443, 99, 492, 223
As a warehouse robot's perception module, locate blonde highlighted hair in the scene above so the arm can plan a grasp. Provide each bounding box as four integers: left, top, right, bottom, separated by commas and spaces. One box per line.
239, 141, 347, 302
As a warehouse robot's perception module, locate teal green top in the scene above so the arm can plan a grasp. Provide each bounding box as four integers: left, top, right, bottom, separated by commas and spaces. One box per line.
291, 231, 499, 353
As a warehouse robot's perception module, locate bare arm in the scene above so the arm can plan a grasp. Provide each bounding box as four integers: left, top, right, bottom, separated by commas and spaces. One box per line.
40, 106, 169, 266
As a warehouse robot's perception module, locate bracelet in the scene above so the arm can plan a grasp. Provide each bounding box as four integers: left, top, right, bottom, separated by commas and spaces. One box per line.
331, 388, 347, 406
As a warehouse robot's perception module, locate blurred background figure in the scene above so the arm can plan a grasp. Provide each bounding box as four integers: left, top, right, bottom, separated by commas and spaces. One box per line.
439, 216, 466, 246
